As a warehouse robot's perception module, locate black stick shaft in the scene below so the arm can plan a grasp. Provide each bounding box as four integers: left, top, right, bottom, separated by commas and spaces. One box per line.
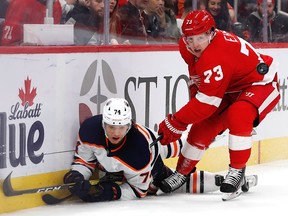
150, 135, 163, 147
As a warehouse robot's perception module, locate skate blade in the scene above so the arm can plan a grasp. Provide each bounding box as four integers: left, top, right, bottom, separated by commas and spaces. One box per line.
222, 188, 242, 201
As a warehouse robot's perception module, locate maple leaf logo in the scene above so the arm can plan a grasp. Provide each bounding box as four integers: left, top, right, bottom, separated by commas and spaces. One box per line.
18, 77, 37, 106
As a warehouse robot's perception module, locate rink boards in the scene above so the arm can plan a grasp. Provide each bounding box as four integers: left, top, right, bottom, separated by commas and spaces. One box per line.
0, 45, 287, 213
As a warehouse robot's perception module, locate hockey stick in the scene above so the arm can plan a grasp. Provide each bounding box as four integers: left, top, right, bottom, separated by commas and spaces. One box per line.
150, 135, 163, 148
4, 136, 162, 201
42, 173, 124, 205
2, 171, 99, 197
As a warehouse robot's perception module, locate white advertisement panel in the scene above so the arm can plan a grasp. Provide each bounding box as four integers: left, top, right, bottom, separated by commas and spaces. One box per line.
0, 48, 287, 178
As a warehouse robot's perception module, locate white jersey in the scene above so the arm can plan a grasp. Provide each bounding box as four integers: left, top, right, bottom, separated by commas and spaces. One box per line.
70, 115, 182, 200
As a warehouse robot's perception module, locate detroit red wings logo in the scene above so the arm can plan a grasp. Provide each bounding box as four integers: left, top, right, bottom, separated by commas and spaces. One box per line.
188, 75, 201, 88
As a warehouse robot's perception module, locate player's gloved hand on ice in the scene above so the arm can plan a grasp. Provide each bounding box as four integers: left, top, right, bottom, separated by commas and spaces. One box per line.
63, 170, 91, 197
69, 180, 91, 197
158, 114, 187, 145
79, 181, 121, 202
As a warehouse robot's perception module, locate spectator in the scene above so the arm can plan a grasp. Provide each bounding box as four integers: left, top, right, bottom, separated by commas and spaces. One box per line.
0, 0, 9, 19
176, 0, 193, 35
108, 0, 122, 44
1, 0, 62, 46
117, 0, 151, 44
0, 0, 9, 43
177, 0, 205, 18
65, 0, 104, 45
163, 0, 181, 42
65, 0, 90, 23
145, 0, 168, 41
66, 0, 122, 45
59, 0, 77, 24
163, 0, 179, 17
118, 0, 127, 7
244, 0, 288, 42
227, 1, 236, 22
237, 0, 257, 24
281, 0, 288, 12
145, 0, 180, 44
177, 0, 185, 17
205, 0, 234, 32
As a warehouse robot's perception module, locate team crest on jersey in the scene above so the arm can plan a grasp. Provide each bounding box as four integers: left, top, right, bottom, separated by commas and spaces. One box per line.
188, 75, 201, 87
245, 92, 255, 97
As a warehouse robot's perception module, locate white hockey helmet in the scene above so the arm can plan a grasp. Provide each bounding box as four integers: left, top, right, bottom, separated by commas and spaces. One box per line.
102, 98, 132, 127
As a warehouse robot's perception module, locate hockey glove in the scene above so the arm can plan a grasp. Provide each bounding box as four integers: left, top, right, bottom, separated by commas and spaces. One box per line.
63, 170, 85, 184
69, 180, 92, 197
158, 114, 187, 145
63, 170, 91, 197
80, 181, 121, 202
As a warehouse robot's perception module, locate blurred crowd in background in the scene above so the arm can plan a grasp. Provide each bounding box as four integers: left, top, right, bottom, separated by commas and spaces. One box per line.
0, 0, 288, 46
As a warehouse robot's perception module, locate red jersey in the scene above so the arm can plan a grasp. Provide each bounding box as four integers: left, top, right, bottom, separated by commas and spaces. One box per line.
176, 30, 278, 125
1, 0, 61, 46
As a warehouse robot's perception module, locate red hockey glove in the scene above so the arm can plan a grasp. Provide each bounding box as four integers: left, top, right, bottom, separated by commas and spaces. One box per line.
158, 114, 187, 145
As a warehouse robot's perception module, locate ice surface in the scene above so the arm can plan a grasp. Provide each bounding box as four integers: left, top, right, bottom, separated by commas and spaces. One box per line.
2, 160, 288, 216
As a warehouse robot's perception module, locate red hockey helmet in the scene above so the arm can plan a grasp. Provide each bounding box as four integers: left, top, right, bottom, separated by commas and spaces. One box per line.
182, 10, 216, 37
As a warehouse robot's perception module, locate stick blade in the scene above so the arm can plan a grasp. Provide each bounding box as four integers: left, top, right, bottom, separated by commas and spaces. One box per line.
150, 135, 163, 148
42, 194, 73, 205
3, 172, 22, 196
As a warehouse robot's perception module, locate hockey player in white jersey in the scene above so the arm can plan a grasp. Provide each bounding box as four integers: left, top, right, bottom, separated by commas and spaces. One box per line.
63, 98, 257, 202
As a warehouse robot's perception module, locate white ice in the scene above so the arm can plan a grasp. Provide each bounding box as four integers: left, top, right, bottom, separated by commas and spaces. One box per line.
2, 160, 288, 216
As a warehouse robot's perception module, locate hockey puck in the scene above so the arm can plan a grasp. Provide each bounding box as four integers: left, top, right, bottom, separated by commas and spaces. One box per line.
256, 63, 269, 75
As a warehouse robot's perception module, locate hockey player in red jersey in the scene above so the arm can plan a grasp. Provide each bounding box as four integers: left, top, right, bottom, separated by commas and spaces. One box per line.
1, 0, 61, 46
157, 10, 280, 201
63, 98, 238, 202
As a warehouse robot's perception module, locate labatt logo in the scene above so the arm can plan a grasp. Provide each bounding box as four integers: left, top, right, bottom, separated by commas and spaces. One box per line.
9, 77, 41, 120
0, 77, 44, 169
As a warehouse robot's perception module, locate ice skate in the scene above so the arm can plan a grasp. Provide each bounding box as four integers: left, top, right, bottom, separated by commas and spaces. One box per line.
159, 171, 187, 193
220, 166, 246, 201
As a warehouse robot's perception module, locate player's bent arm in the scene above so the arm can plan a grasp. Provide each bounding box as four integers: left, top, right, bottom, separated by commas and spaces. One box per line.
70, 140, 97, 180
